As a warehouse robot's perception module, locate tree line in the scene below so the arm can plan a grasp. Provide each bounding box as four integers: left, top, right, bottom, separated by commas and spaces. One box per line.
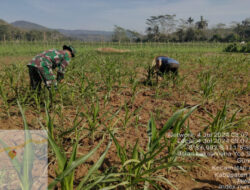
0, 16, 249, 43
112, 15, 250, 43
0, 19, 66, 41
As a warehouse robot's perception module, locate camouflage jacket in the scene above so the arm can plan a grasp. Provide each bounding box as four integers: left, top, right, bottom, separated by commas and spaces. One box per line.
27, 49, 71, 86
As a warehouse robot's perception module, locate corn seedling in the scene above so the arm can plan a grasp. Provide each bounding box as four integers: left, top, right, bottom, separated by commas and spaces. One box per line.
198, 71, 217, 101
30, 89, 42, 113
39, 118, 112, 190
0, 80, 10, 117
59, 107, 85, 138
120, 102, 141, 129
0, 101, 35, 190
82, 100, 101, 141
106, 105, 201, 189
145, 64, 156, 86
201, 102, 248, 146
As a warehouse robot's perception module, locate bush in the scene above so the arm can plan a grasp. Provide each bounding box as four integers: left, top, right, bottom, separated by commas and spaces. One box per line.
224, 42, 250, 53
239, 42, 250, 53
224, 43, 238, 52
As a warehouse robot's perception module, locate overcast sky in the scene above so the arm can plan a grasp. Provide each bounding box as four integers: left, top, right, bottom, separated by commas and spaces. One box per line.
0, 0, 249, 32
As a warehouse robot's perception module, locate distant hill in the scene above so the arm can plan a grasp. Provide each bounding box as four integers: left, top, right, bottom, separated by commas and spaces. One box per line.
11, 20, 49, 31
11, 20, 113, 41
0, 19, 24, 40
0, 19, 9, 25
0, 19, 65, 41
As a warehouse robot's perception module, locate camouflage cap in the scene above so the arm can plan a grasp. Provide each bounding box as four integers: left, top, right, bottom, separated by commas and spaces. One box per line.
63, 45, 76, 57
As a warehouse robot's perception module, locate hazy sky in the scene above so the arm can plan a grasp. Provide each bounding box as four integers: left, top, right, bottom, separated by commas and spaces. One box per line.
0, 0, 249, 32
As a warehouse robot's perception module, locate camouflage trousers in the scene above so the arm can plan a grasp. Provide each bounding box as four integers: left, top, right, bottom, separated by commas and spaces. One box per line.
28, 66, 57, 92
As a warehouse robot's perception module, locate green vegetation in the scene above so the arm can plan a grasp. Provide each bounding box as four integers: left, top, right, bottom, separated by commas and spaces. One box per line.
224, 42, 250, 53
113, 16, 250, 43
0, 42, 249, 189
1, 15, 249, 43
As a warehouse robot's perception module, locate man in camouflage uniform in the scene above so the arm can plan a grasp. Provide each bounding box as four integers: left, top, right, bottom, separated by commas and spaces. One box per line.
27, 45, 76, 92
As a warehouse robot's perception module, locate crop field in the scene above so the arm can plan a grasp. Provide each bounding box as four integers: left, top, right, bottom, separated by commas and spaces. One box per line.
0, 42, 249, 189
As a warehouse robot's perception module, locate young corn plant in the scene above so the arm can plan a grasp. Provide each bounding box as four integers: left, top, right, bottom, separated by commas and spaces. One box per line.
30, 89, 42, 113
80, 76, 97, 100
59, 107, 85, 138
82, 100, 101, 141
0, 101, 35, 189
160, 72, 184, 90
45, 101, 56, 139
8, 64, 26, 99
130, 80, 144, 105
120, 102, 141, 129
54, 103, 67, 130
0, 79, 10, 117
201, 102, 248, 146
107, 105, 201, 189
136, 106, 201, 186
45, 86, 57, 109
17, 85, 31, 106
198, 71, 217, 102
39, 120, 112, 190
78, 71, 87, 96
145, 64, 156, 86
3, 64, 29, 105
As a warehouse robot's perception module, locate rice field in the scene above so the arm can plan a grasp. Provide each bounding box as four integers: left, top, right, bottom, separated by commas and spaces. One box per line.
0, 41, 249, 189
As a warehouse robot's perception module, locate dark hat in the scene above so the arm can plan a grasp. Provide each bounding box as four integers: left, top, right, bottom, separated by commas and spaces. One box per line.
63, 45, 76, 57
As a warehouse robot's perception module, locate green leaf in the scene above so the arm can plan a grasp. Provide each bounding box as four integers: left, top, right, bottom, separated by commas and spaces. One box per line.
18, 101, 34, 189
150, 109, 184, 152
84, 175, 106, 190
179, 105, 199, 127
107, 129, 127, 164
123, 159, 140, 168
132, 139, 139, 160
100, 181, 129, 190
148, 176, 177, 190
39, 120, 66, 172
147, 115, 157, 151
77, 139, 112, 189
64, 140, 78, 189
48, 137, 104, 189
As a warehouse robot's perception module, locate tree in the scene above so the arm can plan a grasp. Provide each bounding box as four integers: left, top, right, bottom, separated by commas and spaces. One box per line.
239, 18, 250, 40
146, 16, 160, 41
224, 33, 239, 42
178, 19, 189, 30
145, 14, 177, 41
210, 34, 223, 42
126, 30, 143, 42
196, 16, 208, 30
112, 25, 129, 42
187, 17, 194, 27
0, 25, 10, 40
176, 28, 185, 42
185, 28, 196, 41
159, 14, 177, 34
145, 25, 160, 42
216, 23, 226, 29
